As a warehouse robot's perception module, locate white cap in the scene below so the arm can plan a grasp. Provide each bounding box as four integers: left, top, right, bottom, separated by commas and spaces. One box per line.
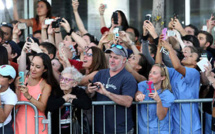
0, 65, 16, 79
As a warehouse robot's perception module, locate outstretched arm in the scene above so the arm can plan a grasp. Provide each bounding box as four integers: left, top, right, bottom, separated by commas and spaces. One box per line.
72, 0, 88, 35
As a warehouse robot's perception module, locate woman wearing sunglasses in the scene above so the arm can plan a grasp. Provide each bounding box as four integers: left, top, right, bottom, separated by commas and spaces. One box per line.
46, 66, 91, 134
135, 63, 175, 134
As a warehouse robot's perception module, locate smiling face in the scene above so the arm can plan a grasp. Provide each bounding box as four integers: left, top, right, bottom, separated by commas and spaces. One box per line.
30, 56, 46, 79
181, 47, 198, 68
148, 66, 165, 85
82, 49, 93, 69
36, 1, 48, 16
128, 54, 141, 71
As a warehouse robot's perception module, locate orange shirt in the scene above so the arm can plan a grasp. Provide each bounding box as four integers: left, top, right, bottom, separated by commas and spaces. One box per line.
31, 17, 55, 33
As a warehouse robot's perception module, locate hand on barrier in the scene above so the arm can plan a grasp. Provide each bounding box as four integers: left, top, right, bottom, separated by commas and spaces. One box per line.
135, 93, 145, 102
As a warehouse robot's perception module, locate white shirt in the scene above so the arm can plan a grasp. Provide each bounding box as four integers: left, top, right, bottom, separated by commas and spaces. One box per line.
0, 87, 18, 127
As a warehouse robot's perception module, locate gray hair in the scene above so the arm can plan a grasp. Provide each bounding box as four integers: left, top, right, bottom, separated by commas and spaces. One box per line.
61, 66, 83, 84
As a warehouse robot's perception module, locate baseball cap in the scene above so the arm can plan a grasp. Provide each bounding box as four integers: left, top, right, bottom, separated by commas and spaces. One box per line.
105, 44, 128, 58
0, 22, 13, 30
182, 35, 200, 48
0, 65, 16, 79
5, 40, 21, 57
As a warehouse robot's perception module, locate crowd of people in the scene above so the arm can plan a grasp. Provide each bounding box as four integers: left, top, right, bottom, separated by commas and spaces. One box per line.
0, 0, 215, 134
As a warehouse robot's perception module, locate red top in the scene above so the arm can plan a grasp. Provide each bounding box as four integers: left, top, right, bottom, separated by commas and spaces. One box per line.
31, 17, 55, 33
68, 59, 83, 71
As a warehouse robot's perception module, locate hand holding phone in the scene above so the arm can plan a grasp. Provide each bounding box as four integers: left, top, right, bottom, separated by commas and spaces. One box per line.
146, 81, 155, 93
88, 80, 100, 89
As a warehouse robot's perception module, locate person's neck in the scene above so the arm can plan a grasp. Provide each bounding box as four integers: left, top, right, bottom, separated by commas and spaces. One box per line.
39, 16, 46, 23
154, 83, 161, 91
0, 86, 9, 93
63, 88, 72, 94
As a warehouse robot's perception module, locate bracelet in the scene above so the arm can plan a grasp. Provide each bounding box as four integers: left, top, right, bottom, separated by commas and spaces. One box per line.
67, 28, 74, 35
27, 95, 32, 100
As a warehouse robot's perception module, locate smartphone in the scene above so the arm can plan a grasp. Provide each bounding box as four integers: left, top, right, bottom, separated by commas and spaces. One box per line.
88, 79, 95, 86
18, 23, 27, 30
162, 28, 168, 40
19, 71, 25, 85
27, 34, 33, 43
145, 14, 152, 22
173, 13, 178, 20
88, 80, 100, 89
113, 11, 118, 25
146, 81, 155, 93
107, 33, 114, 41
45, 19, 54, 25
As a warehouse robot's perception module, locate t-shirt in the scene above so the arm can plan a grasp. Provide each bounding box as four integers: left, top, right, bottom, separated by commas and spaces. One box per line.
167, 67, 201, 134
138, 81, 175, 134
0, 87, 18, 127
93, 68, 137, 134
31, 17, 55, 33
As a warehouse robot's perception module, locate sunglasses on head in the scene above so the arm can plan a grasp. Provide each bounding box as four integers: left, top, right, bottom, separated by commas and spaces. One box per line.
111, 44, 127, 57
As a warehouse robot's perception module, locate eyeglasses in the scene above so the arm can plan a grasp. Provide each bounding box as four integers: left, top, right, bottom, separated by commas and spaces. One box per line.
83, 52, 93, 57
111, 44, 127, 57
59, 75, 74, 83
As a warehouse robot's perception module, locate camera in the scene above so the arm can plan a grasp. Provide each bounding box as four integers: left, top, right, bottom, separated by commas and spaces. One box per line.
52, 18, 65, 28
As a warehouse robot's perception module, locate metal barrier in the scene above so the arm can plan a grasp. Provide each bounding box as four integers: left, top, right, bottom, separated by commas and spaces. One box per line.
0, 101, 39, 134
44, 98, 214, 134
0, 99, 214, 134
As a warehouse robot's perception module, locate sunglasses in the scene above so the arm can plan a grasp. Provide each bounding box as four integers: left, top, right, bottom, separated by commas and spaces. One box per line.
111, 44, 127, 57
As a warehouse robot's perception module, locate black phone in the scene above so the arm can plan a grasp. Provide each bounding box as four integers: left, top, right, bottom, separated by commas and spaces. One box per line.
88, 80, 100, 89
88, 79, 95, 86
173, 13, 178, 20
145, 14, 151, 22
113, 11, 118, 25
27, 34, 33, 43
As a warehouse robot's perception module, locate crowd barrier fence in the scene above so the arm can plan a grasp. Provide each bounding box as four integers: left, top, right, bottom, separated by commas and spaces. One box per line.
1, 99, 215, 134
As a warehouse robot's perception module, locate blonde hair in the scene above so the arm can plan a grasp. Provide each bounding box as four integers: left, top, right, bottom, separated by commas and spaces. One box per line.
153, 63, 172, 92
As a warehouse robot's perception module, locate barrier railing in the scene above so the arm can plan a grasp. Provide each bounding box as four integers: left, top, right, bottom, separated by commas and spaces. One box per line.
0, 99, 214, 134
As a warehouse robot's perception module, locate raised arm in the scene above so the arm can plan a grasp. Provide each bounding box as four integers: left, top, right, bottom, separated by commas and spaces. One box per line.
161, 40, 186, 76
13, 0, 33, 27
72, 0, 88, 35
99, 4, 107, 29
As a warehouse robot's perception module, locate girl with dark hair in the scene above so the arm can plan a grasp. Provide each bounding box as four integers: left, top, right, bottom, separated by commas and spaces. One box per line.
110, 10, 129, 31
13, 0, 54, 32
15, 43, 58, 133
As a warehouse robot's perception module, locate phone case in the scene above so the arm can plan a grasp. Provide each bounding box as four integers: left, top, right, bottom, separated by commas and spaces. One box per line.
19, 71, 25, 85
146, 81, 155, 95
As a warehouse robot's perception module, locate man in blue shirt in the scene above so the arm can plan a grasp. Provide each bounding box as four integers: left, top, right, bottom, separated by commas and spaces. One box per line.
87, 44, 137, 134
156, 40, 201, 134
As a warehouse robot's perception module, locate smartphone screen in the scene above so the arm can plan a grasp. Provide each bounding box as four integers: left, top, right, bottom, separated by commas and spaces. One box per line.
45, 19, 54, 25
162, 28, 168, 40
